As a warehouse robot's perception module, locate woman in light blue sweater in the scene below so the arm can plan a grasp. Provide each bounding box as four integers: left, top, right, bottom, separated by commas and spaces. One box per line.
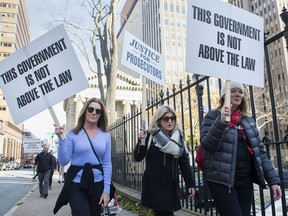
53, 98, 112, 216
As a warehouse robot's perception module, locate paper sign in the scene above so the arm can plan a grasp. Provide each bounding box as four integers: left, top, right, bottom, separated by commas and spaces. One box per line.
23, 139, 42, 153
0, 24, 89, 124
186, 0, 264, 87
121, 31, 165, 86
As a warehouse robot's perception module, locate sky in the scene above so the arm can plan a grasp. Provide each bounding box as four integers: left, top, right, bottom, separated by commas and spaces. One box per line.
23, 0, 125, 140
23, 0, 79, 140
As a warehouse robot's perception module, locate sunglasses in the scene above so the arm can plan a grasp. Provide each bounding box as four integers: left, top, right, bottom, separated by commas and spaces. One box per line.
161, 116, 176, 123
87, 107, 102, 115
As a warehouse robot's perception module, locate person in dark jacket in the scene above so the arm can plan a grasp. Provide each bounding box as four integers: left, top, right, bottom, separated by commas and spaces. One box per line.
49, 150, 57, 190
200, 81, 282, 216
134, 105, 196, 216
34, 144, 53, 198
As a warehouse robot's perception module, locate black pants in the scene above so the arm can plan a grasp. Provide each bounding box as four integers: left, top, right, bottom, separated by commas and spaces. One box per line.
69, 181, 103, 216
49, 169, 54, 187
38, 170, 50, 195
207, 181, 253, 216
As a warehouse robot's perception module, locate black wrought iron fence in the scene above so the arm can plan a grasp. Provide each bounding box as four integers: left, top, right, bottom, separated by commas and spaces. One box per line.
109, 76, 287, 215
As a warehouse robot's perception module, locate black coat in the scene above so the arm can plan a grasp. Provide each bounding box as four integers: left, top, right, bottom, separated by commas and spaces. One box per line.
53, 163, 103, 214
134, 133, 195, 212
200, 109, 280, 188
35, 151, 53, 173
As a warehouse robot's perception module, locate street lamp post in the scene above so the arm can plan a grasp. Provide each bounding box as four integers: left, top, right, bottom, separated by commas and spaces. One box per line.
265, 7, 288, 49
280, 7, 288, 51
264, 7, 288, 216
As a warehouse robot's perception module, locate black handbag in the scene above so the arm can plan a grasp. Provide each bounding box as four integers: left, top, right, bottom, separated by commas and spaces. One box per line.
83, 128, 116, 201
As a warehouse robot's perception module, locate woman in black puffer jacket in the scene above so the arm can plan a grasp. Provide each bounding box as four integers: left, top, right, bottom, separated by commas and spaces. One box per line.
200, 81, 282, 216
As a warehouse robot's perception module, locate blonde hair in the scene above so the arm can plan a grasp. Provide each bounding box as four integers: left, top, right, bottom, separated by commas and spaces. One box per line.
148, 105, 181, 134
73, 98, 109, 133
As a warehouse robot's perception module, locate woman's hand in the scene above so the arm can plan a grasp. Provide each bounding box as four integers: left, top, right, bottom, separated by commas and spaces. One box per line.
54, 124, 64, 136
271, 184, 282, 200
220, 105, 231, 122
99, 192, 110, 208
188, 187, 196, 198
139, 129, 147, 139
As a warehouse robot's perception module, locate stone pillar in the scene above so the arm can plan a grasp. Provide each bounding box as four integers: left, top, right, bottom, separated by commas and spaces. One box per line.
122, 100, 132, 115
74, 95, 84, 123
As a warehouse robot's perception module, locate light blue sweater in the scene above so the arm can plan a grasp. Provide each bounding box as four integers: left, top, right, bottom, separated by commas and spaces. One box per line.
57, 128, 112, 194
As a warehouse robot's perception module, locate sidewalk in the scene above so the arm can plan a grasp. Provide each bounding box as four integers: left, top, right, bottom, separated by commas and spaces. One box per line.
4, 175, 196, 216
5, 179, 71, 216
4, 177, 137, 216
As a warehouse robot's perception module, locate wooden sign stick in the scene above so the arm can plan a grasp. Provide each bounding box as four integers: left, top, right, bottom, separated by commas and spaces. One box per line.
49, 107, 65, 139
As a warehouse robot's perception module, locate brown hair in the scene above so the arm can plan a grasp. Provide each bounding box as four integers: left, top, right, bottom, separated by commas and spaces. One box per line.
73, 98, 109, 133
217, 95, 250, 117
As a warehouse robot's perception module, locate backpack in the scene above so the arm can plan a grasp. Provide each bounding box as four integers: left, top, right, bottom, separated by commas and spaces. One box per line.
195, 145, 206, 171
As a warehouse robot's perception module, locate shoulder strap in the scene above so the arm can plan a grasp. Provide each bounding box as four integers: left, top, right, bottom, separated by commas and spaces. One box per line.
83, 128, 102, 165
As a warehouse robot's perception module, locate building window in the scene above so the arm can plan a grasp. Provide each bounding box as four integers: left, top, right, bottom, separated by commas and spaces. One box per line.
170, 3, 174, 12
164, 2, 168, 11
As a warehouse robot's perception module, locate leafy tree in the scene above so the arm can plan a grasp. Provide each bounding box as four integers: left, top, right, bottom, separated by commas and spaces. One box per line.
41, 0, 122, 122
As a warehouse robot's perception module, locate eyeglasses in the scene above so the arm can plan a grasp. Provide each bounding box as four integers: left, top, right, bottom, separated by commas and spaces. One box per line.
87, 107, 102, 115
161, 116, 176, 123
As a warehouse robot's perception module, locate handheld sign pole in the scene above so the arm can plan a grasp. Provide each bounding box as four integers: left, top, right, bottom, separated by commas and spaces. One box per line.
141, 77, 147, 145
224, 80, 231, 122
49, 107, 66, 139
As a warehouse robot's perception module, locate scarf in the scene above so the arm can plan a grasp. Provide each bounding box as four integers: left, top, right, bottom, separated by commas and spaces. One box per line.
152, 128, 188, 158
227, 109, 253, 155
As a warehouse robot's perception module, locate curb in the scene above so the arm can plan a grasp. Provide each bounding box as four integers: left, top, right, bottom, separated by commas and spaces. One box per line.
4, 183, 38, 216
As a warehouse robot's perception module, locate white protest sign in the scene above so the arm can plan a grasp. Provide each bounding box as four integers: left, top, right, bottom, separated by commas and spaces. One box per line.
186, 0, 264, 87
121, 31, 165, 86
23, 139, 42, 153
0, 24, 89, 124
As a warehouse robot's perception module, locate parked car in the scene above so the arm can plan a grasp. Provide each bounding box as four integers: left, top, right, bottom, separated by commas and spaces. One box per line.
11, 162, 21, 170
4, 163, 12, 171
24, 164, 34, 168
0, 162, 6, 171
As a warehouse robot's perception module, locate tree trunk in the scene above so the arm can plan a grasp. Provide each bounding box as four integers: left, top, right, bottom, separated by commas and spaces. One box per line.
105, 0, 117, 123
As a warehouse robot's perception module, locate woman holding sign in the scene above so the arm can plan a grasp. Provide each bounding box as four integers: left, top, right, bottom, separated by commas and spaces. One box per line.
134, 105, 195, 216
53, 98, 112, 216
200, 81, 281, 216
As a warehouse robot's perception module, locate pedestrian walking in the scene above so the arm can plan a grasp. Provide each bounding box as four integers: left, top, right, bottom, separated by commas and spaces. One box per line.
200, 81, 282, 216
53, 97, 112, 216
49, 150, 57, 190
34, 144, 54, 198
57, 164, 64, 183
134, 105, 196, 216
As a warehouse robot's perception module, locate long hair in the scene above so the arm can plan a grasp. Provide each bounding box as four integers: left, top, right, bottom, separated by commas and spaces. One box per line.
148, 105, 181, 134
73, 98, 109, 134
217, 93, 250, 117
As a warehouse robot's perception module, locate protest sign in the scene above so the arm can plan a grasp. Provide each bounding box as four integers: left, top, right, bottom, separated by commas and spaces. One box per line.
0, 24, 89, 124
23, 138, 42, 153
186, 0, 264, 87
121, 31, 165, 86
